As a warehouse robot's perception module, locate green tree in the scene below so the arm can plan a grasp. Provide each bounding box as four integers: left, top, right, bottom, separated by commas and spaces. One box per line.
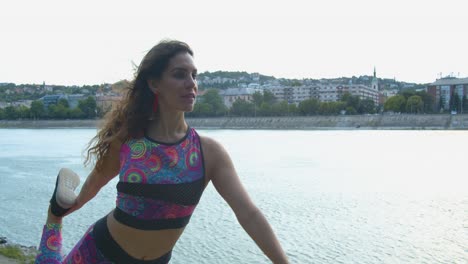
318, 101, 345, 115
463, 95, 468, 114
263, 90, 276, 105
48, 104, 68, 119
17, 105, 30, 119
69, 108, 85, 119
190, 102, 213, 117
271, 101, 299, 116
291, 80, 302, 86
0, 108, 4, 119
270, 101, 289, 116
201, 90, 226, 116
288, 103, 299, 116
406, 95, 423, 113
30, 100, 45, 119
56, 104, 69, 119
400, 90, 416, 99
333, 101, 346, 114
384, 95, 406, 113
415, 91, 435, 113
449, 92, 461, 113
258, 102, 271, 116
358, 99, 375, 114
252, 91, 263, 107
345, 106, 357, 115
318, 102, 332, 115
58, 98, 69, 108
4, 106, 18, 120
341, 92, 361, 111
439, 96, 444, 112
231, 99, 255, 116
298, 98, 320, 115
78, 96, 97, 118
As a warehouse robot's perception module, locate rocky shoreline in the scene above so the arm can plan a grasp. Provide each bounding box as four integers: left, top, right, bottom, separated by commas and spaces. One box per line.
1, 114, 468, 130
0, 237, 37, 263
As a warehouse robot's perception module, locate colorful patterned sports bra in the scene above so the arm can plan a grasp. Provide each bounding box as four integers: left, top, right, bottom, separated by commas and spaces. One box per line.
114, 127, 205, 230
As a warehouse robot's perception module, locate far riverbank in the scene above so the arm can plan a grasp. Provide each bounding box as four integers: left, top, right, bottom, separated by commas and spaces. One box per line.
1, 114, 468, 130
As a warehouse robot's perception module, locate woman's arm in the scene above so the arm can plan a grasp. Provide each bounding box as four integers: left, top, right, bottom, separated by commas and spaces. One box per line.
202, 137, 289, 264
66, 139, 121, 215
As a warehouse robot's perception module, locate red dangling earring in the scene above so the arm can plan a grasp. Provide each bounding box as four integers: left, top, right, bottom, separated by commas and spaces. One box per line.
153, 93, 159, 112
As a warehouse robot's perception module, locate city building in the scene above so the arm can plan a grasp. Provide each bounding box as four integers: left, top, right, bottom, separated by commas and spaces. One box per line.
219, 87, 263, 108
268, 83, 379, 105
96, 94, 123, 113
336, 84, 380, 105
40, 94, 88, 108
268, 68, 380, 105
67, 94, 87, 108
40, 94, 66, 108
379, 89, 399, 105
0, 100, 33, 109
316, 85, 339, 102
270, 87, 285, 101
427, 77, 468, 111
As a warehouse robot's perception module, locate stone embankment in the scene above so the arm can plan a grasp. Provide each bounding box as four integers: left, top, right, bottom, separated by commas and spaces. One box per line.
1, 114, 468, 129
187, 114, 468, 130
0, 236, 37, 263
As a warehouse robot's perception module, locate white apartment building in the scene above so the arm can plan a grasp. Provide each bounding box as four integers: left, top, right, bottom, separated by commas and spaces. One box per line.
219, 87, 264, 108
221, 81, 380, 107
268, 84, 379, 105
284, 86, 318, 104
270, 87, 285, 100
336, 84, 380, 105
269, 86, 319, 104
381, 89, 399, 97
316, 85, 339, 102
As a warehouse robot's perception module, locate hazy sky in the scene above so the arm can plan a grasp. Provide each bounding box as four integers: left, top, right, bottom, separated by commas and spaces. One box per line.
1, 0, 467, 85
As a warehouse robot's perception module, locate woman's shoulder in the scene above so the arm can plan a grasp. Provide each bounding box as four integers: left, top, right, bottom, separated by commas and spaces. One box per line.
200, 133, 234, 157
108, 136, 127, 154
198, 134, 231, 164
198, 134, 223, 153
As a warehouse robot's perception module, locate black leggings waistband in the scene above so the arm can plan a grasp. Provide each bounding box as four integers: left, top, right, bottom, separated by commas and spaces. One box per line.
93, 215, 172, 264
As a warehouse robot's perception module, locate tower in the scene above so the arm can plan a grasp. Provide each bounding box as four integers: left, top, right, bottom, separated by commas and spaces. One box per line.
371, 67, 379, 91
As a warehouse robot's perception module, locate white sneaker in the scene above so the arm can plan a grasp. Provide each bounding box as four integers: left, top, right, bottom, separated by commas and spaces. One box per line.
50, 168, 80, 216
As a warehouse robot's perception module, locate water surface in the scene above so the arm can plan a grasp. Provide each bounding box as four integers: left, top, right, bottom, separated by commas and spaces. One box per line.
0, 129, 466, 263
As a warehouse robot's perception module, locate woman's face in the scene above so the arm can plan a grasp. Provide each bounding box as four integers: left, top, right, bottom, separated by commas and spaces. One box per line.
149, 52, 198, 113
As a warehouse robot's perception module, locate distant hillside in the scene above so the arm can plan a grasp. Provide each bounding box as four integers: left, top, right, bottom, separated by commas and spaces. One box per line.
1, 71, 428, 102
110, 80, 131, 94
197, 71, 425, 91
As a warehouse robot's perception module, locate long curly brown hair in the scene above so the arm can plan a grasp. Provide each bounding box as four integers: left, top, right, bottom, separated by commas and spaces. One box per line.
84, 40, 194, 171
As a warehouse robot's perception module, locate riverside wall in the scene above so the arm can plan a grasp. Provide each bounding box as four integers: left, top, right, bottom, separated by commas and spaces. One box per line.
187, 114, 468, 130
1, 114, 468, 130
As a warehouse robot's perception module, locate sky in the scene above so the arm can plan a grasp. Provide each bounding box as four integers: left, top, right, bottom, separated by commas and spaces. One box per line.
1, 0, 467, 86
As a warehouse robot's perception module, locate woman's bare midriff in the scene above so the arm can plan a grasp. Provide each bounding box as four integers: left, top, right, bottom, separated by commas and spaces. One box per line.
106, 210, 185, 260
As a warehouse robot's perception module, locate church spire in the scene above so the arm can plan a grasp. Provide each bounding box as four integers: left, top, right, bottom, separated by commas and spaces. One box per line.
371, 66, 378, 91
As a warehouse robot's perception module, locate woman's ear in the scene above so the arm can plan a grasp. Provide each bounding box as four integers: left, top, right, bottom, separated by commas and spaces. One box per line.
147, 79, 158, 94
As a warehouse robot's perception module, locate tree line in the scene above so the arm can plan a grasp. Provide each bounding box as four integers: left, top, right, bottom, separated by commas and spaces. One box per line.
2, 89, 465, 120
384, 90, 468, 114
186, 90, 379, 117
0, 96, 97, 120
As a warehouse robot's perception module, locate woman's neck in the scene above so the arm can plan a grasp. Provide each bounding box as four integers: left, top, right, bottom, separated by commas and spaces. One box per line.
147, 111, 188, 142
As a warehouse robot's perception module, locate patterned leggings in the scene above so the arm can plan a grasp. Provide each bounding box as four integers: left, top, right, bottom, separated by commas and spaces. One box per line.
34, 223, 110, 264
34, 216, 172, 264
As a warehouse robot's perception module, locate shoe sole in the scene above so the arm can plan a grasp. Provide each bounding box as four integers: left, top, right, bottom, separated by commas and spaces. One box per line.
55, 168, 80, 209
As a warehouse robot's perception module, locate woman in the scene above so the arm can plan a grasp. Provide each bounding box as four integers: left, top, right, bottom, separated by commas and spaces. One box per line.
35, 40, 289, 264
